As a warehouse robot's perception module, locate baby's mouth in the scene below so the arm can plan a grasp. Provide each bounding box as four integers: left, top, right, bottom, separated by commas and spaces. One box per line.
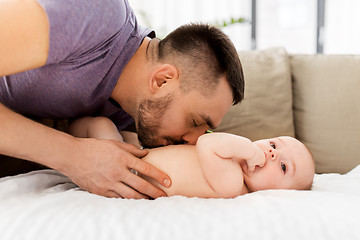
241, 162, 264, 176
253, 165, 261, 173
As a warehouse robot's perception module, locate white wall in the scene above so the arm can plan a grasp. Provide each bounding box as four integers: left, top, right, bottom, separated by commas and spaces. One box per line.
130, 0, 360, 54
130, 0, 252, 50
325, 0, 360, 54
257, 0, 317, 54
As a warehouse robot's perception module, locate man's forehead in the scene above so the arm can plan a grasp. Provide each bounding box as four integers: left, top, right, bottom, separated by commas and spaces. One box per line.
185, 83, 232, 129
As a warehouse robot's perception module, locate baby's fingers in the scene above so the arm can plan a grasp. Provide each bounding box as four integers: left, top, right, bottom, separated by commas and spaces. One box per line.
258, 153, 266, 167
247, 164, 256, 174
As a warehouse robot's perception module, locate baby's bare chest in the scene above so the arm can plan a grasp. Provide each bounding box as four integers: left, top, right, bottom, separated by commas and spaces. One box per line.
143, 145, 219, 198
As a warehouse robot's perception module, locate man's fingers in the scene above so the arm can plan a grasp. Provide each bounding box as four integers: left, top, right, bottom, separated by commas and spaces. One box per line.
124, 173, 167, 199
110, 182, 150, 199
113, 141, 148, 158
130, 159, 172, 188
104, 190, 122, 198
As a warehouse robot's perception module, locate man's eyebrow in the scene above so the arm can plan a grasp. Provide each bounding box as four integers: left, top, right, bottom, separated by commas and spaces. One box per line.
200, 114, 215, 129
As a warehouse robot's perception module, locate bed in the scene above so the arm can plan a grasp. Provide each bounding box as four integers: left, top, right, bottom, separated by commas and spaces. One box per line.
2, 48, 360, 240
1, 164, 359, 240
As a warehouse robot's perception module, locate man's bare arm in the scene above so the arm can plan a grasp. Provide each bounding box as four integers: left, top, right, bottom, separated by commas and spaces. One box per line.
0, 0, 171, 199
0, 0, 49, 76
0, 104, 171, 198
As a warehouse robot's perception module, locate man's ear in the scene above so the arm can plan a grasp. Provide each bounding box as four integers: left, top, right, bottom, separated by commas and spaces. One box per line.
149, 64, 179, 94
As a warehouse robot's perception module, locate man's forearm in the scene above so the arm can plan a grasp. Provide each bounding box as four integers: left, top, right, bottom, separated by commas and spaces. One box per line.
0, 104, 169, 199
0, 103, 77, 171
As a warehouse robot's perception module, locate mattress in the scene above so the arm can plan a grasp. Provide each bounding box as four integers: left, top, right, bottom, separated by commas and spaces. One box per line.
1, 165, 360, 240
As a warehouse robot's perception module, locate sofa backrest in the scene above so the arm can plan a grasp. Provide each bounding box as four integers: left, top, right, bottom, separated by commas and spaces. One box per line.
291, 54, 360, 174
216, 47, 360, 174
216, 47, 295, 139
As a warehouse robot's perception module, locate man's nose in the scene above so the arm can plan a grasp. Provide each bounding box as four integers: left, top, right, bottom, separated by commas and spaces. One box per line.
265, 148, 278, 161
182, 127, 209, 144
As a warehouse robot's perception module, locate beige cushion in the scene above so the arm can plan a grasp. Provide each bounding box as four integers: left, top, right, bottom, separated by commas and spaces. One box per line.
215, 47, 295, 140
291, 54, 360, 174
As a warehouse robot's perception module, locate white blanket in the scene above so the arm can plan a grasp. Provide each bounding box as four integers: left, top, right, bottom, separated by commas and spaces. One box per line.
1, 165, 360, 240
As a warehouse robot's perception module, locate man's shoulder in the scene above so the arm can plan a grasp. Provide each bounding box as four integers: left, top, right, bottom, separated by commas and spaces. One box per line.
38, 0, 130, 32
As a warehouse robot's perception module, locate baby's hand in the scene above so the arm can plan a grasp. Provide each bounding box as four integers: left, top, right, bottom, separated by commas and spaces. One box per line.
246, 145, 266, 173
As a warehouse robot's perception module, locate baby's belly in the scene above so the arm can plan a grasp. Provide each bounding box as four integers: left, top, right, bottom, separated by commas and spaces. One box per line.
141, 145, 219, 198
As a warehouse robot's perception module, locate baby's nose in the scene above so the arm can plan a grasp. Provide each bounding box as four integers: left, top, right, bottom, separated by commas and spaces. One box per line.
266, 149, 278, 161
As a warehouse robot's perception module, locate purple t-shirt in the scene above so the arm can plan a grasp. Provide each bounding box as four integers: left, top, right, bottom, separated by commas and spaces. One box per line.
0, 0, 154, 130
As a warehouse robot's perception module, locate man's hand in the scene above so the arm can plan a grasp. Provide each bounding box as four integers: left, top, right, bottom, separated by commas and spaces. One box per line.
62, 137, 171, 199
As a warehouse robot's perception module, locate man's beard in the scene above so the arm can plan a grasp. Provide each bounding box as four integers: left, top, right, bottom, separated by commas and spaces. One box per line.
137, 93, 173, 148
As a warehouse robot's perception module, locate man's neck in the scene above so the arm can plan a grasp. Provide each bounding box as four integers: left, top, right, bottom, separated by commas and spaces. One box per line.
111, 37, 152, 117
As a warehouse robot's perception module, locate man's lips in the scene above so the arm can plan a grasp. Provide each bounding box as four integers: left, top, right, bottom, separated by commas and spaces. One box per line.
164, 139, 174, 146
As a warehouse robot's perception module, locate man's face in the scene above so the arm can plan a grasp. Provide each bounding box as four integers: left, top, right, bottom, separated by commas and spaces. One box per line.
136, 77, 233, 148
243, 137, 315, 192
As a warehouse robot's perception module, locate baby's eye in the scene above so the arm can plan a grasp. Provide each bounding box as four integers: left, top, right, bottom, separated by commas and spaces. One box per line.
281, 162, 287, 173
270, 142, 276, 149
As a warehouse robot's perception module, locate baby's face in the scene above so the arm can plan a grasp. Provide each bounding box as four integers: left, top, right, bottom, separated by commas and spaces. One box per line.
243, 137, 315, 192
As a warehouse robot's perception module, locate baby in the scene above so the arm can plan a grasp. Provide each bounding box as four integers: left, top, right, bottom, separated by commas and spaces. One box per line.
70, 117, 315, 198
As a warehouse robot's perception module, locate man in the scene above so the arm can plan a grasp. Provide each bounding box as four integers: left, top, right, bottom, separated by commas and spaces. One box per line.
0, 0, 244, 199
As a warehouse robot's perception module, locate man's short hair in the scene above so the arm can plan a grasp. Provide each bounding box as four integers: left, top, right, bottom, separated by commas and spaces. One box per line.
154, 23, 244, 105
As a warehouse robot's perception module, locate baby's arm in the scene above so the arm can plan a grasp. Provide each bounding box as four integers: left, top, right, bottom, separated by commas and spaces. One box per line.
69, 117, 142, 148
196, 133, 265, 198
69, 117, 124, 141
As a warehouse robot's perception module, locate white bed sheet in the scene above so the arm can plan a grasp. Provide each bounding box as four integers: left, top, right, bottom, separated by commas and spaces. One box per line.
0, 165, 360, 240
